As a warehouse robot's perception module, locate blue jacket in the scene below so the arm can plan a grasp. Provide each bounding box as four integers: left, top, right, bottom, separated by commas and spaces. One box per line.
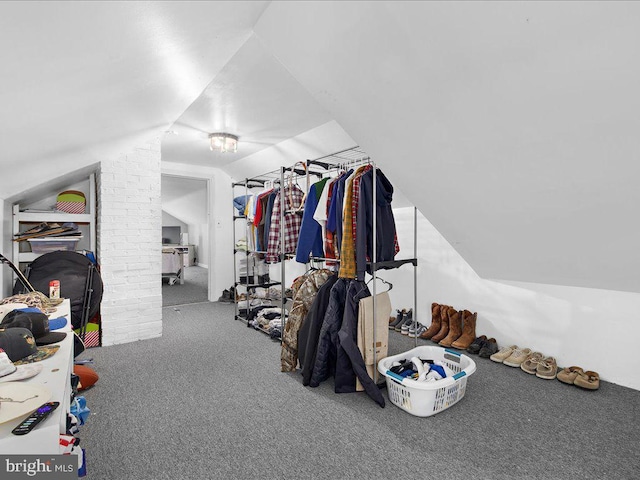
327, 171, 352, 254
295, 179, 327, 263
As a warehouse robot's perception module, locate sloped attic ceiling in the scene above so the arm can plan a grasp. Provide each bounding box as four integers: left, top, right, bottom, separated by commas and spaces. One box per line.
2, 1, 638, 294
254, 1, 640, 293
0, 1, 268, 201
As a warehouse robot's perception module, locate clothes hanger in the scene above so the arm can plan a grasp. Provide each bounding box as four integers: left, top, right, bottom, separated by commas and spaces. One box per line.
367, 275, 393, 292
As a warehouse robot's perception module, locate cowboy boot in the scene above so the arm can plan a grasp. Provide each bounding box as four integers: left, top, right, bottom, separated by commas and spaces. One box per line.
451, 310, 478, 350
439, 308, 463, 347
419, 303, 441, 340
431, 305, 451, 343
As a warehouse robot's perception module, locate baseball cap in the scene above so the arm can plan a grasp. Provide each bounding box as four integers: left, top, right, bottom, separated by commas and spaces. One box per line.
0, 302, 28, 322
48, 317, 68, 331
0, 347, 43, 382
0, 328, 59, 364
1, 310, 67, 345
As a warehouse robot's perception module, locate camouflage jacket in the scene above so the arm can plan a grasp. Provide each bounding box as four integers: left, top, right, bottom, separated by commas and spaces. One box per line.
281, 269, 334, 372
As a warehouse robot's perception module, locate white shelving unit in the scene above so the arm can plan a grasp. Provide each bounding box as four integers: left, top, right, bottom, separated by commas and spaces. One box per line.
12, 173, 96, 268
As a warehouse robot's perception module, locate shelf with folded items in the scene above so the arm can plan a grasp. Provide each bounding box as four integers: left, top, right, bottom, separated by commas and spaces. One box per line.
12, 173, 96, 269
235, 313, 283, 339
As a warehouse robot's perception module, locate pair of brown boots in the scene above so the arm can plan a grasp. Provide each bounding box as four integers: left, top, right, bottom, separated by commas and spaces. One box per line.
419, 303, 477, 350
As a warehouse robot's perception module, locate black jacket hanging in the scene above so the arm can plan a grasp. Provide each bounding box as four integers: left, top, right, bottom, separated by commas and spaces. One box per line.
309, 278, 349, 388
298, 274, 338, 385
335, 280, 385, 408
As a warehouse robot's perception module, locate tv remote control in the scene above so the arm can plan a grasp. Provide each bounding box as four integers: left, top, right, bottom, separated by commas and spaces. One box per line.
11, 402, 60, 435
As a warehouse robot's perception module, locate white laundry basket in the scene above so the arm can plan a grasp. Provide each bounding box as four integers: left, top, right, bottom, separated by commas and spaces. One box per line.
378, 346, 476, 417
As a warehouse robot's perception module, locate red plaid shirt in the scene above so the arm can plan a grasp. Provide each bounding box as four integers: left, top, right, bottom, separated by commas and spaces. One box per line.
352, 165, 372, 242
266, 185, 305, 263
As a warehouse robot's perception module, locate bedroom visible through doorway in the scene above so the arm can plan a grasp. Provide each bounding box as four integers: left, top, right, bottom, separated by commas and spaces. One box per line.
161, 175, 209, 306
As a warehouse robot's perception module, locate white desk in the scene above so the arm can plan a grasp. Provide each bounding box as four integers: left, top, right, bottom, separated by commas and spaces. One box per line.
0, 299, 73, 454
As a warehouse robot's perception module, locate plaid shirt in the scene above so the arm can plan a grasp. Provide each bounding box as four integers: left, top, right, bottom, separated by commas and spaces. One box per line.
339, 166, 370, 278
351, 165, 372, 242
266, 185, 305, 263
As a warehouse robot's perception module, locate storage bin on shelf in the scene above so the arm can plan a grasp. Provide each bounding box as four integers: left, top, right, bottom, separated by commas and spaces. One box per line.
28, 236, 82, 253
377, 346, 476, 417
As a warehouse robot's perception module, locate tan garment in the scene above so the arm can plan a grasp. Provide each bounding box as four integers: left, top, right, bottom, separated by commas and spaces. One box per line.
356, 291, 391, 391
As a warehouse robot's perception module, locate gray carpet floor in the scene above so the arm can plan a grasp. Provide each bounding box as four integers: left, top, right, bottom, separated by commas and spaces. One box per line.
79, 302, 640, 480
162, 265, 208, 306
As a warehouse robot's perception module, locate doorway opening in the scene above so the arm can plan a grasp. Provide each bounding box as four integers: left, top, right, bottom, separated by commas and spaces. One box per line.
161, 175, 209, 307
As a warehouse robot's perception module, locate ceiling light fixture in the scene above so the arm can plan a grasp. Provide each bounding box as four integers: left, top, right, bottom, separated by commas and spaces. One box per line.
209, 133, 238, 153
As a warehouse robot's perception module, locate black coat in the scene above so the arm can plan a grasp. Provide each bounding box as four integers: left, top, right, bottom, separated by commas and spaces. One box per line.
309, 278, 349, 387
299, 275, 338, 386
356, 168, 398, 280
335, 280, 385, 407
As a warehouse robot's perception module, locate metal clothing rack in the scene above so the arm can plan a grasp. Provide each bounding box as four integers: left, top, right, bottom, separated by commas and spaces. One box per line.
231, 162, 326, 339
301, 146, 419, 384
232, 175, 282, 337
232, 146, 418, 390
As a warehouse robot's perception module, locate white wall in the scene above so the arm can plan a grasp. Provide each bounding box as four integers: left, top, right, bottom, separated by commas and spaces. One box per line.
255, 1, 640, 293
385, 207, 640, 391
98, 137, 163, 345
162, 211, 188, 233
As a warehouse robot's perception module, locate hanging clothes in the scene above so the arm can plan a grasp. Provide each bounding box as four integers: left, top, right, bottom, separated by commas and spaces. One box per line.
298, 274, 339, 383
335, 280, 385, 407
266, 184, 305, 264
356, 291, 391, 391
327, 170, 351, 256
233, 195, 252, 217
253, 188, 273, 252
280, 269, 334, 372
262, 190, 278, 251
338, 165, 371, 279
295, 178, 328, 263
314, 177, 339, 265
308, 278, 349, 387
355, 168, 400, 279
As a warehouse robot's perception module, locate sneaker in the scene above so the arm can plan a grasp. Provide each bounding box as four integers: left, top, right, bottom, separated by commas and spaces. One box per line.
490, 344, 517, 363
408, 324, 427, 338
466, 335, 487, 355
396, 309, 413, 333
389, 309, 406, 330
478, 338, 498, 358
218, 289, 233, 303
503, 347, 532, 367
400, 310, 415, 335
535, 356, 558, 380
520, 352, 545, 374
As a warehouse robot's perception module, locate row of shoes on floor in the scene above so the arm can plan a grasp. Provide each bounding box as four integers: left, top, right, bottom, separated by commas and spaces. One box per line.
389, 303, 480, 350
392, 303, 601, 390
488, 344, 600, 389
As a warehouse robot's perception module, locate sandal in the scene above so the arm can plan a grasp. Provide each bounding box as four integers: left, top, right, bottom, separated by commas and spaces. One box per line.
557, 366, 584, 385
574, 370, 600, 390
